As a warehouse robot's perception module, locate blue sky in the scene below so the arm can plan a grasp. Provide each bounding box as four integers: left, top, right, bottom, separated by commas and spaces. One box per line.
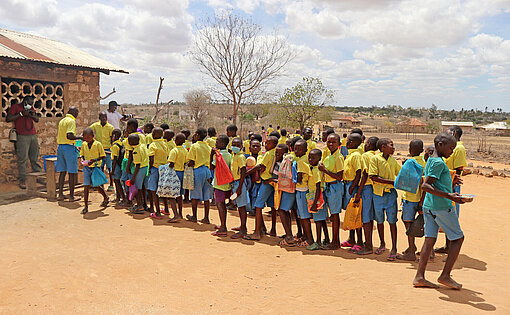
1, 0, 510, 111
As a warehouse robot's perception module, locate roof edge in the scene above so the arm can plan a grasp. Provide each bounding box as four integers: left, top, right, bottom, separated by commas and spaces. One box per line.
0, 56, 129, 74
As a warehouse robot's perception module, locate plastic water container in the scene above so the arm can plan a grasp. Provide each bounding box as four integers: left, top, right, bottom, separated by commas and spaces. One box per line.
75, 139, 82, 147
43, 155, 58, 172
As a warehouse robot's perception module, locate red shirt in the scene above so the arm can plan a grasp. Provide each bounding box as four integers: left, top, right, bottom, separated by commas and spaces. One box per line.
8, 103, 37, 135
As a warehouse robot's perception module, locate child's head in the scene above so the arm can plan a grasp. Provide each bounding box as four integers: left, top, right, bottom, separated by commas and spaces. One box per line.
112, 128, 122, 141
208, 127, 217, 137
303, 127, 313, 140
280, 129, 287, 137
195, 128, 207, 141
174, 133, 186, 146
163, 130, 175, 141
290, 136, 302, 152
269, 131, 280, 139
351, 128, 363, 137
447, 125, 463, 141
128, 134, 140, 147
126, 118, 138, 134
232, 137, 243, 154
83, 127, 94, 143
322, 128, 335, 142
434, 132, 457, 158
409, 139, 424, 157
248, 131, 254, 140
123, 128, 129, 138
285, 138, 292, 149
226, 124, 238, 137
269, 124, 273, 128
424, 145, 435, 161
265, 136, 278, 151
275, 143, 288, 162
343, 133, 347, 139
294, 139, 307, 157
250, 139, 261, 155
216, 134, 229, 150
308, 149, 322, 166
365, 136, 379, 152
152, 127, 163, 140
143, 122, 154, 134
160, 123, 170, 130
181, 129, 190, 139
326, 133, 340, 153
251, 133, 262, 142
68, 106, 79, 119
99, 112, 107, 125
346, 133, 362, 149
377, 138, 395, 156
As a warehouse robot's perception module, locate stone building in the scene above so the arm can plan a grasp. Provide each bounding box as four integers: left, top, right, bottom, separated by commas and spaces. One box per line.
395, 118, 427, 133
0, 28, 127, 183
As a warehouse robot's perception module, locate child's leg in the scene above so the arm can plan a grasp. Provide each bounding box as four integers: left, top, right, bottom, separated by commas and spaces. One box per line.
150, 191, 161, 216
300, 218, 314, 245
315, 221, 322, 243
389, 223, 398, 256
377, 223, 386, 250
216, 200, 228, 233
148, 189, 154, 212
355, 228, 363, 247
176, 196, 183, 217
347, 230, 355, 245
269, 207, 277, 236
97, 185, 108, 202
321, 221, 330, 243
413, 237, 439, 288
291, 208, 302, 238
135, 190, 143, 210
201, 200, 210, 223
324, 213, 340, 249
168, 198, 181, 222
82, 185, 90, 214
113, 179, 125, 201
238, 206, 247, 235
278, 209, 293, 242
358, 221, 374, 254
438, 237, 464, 289
58, 171, 66, 199
69, 173, 77, 199
189, 199, 199, 221
162, 197, 169, 214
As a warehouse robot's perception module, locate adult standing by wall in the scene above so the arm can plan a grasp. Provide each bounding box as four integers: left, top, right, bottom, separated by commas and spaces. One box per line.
106, 100, 128, 129
6, 96, 42, 189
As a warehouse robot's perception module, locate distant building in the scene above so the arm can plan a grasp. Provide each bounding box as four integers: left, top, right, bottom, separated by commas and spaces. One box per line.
480, 122, 510, 136
395, 118, 427, 133
331, 116, 361, 128
441, 121, 473, 133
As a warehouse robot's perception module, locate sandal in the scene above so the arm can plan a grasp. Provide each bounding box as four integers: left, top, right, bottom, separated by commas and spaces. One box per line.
100, 199, 110, 207
297, 240, 312, 248
387, 253, 397, 261
279, 238, 296, 247
306, 242, 322, 251
150, 213, 164, 220
341, 241, 354, 248
230, 232, 245, 239
211, 230, 228, 237
129, 206, 145, 214
349, 245, 363, 253
375, 247, 387, 255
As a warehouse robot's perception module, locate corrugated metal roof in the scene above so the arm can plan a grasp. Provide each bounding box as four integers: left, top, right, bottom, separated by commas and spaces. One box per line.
0, 28, 128, 74
441, 121, 474, 127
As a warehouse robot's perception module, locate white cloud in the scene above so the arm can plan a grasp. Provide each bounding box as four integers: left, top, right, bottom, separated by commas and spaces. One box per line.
0, 0, 58, 27
284, 1, 347, 39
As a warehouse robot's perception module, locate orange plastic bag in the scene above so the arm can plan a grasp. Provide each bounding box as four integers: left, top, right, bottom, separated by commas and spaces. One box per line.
215, 151, 234, 186
342, 198, 362, 230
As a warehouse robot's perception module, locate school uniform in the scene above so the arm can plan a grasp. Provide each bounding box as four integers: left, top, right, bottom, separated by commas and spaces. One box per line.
212, 149, 232, 201
168, 145, 187, 195
368, 153, 401, 224
121, 132, 146, 185
278, 136, 288, 145
147, 139, 169, 192
401, 155, 426, 221
90, 121, 114, 171
322, 149, 344, 215
187, 141, 212, 201
206, 137, 217, 149
423, 157, 463, 240
110, 139, 123, 180
306, 139, 317, 154
342, 149, 362, 209
166, 139, 176, 153
310, 166, 327, 222
56, 114, 79, 174
183, 139, 191, 150
145, 133, 154, 146
321, 147, 331, 162
360, 150, 376, 223
340, 138, 348, 157
295, 155, 312, 219
231, 151, 248, 207
243, 139, 251, 156
248, 154, 264, 213
254, 148, 276, 209
445, 141, 467, 216
132, 143, 149, 190
80, 140, 106, 186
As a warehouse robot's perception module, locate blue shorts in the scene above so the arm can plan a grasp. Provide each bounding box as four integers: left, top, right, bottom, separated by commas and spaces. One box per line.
402, 200, 419, 221
296, 190, 311, 219
279, 191, 296, 211
343, 181, 359, 210
56, 144, 78, 174
340, 146, 348, 157
313, 206, 328, 222
133, 166, 148, 190
190, 165, 213, 201
424, 208, 463, 240
324, 181, 344, 215
249, 182, 261, 213
231, 180, 248, 207
101, 151, 112, 171
453, 185, 461, 217
83, 166, 93, 186
254, 182, 275, 209
360, 185, 375, 223
373, 189, 398, 224
147, 166, 159, 191
112, 165, 122, 180
175, 170, 185, 196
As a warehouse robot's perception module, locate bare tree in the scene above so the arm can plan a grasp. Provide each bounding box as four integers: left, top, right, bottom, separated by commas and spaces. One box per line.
184, 89, 211, 128
190, 12, 295, 125
100, 87, 116, 100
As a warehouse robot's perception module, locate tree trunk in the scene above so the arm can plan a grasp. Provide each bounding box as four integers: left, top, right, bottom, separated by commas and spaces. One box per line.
232, 101, 238, 125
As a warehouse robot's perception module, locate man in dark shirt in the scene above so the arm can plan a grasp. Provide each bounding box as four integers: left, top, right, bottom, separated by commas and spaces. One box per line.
6, 96, 42, 189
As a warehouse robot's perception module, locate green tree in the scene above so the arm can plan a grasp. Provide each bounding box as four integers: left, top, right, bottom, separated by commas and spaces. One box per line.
272, 77, 334, 131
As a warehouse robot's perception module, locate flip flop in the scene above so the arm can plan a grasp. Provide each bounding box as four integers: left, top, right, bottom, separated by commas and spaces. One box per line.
231, 226, 241, 231
375, 247, 387, 255
297, 240, 312, 248
129, 206, 145, 214
349, 245, 363, 253
341, 241, 354, 248
100, 199, 110, 207
278, 238, 296, 247
230, 232, 245, 239
211, 230, 228, 237
387, 253, 397, 261
150, 213, 164, 220
306, 242, 322, 251
243, 234, 261, 241
162, 210, 170, 215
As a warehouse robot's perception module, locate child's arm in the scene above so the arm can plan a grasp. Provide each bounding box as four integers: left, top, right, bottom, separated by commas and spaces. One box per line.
354, 170, 368, 203
209, 148, 216, 171
422, 176, 465, 204
370, 175, 394, 185
126, 151, 133, 174
318, 162, 343, 181
132, 163, 140, 179
246, 164, 264, 175
349, 169, 362, 195
149, 156, 154, 168
111, 157, 117, 173
309, 182, 321, 213
236, 166, 247, 196
297, 172, 303, 184
169, 162, 175, 168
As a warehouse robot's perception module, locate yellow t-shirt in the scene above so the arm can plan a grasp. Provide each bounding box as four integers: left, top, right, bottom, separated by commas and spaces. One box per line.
168, 146, 187, 171
358, 143, 365, 154
148, 139, 169, 168
278, 136, 288, 145
445, 141, 467, 170
166, 139, 176, 153
402, 155, 426, 202
124, 132, 146, 158
341, 138, 347, 147
184, 140, 191, 150
132, 144, 149, 168
323, 149, 344, 183
231, 152, 247, 181
343, 149, 362, 181
296, 155, 311, 191
89, 121, 114, 149
110, 139, 122, 159
57, 114, 77, 145
186, 141, 211, 168
145, 133, 154, 146
306, 139, 317, 154
309, 166, 323, 192
243, 139, 251, 155
260, 148, 276, 180
368, 153, 401, 196
267, 127, 274, 134
361, 150, 376, 186
321, 147, 331, 162
81, 140, 105, 167
206, 137, 217, 148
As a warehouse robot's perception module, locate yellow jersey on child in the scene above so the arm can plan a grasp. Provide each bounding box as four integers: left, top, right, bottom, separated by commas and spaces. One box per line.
243, 139, 251, 155
306, 139, 317, 154
368, 153, 401, 196
145, 133, 154, 146
89, 121, 114, 149
212, 149, 232, 191
148, 139, 169, 168
361, 150, 376, 186
341, 138, 347, 147
168, 146, 187, 171
166, 139, 176, 153
187, 141, 211, 168
110, 139, 123, 160
124, 132, 146, 158
445, 141, 467, 171
321, 147, 331, 161
278, 136, 288, 145
132, 143, 149, 168
343, 149, 362, 181
402, 155, 426, 202
57, 114, 77, 145
323, 149, 344, 182
81, 140, 105, 167
296, 155, 312, 191
231, 152, 247, 181
206, 137, 217, 148
309, 166, 323, 192
259, 148, 276, 180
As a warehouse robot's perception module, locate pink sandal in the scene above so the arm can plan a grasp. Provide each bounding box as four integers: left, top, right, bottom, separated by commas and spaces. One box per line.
150, 213, 164, 220
349, 245, 362, 253
341, 241, 354, 248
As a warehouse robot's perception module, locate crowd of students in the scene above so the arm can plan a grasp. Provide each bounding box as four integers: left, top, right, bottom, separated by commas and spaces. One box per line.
55, 107, 468, 289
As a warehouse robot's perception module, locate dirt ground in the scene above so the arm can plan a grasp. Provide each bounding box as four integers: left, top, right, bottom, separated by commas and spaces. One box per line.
0, 174, 509, 314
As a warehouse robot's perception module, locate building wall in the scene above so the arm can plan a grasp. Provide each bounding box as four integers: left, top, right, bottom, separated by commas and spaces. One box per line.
0, 59, 100, 183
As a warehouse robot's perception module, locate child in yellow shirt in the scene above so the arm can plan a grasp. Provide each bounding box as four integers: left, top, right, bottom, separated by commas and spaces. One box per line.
167, 133, 187, 222
307, 149, 329, 250
230, 138, 249, 239
210, 135, 232, 236
294, 139, 315, 247
164, 129, 176, 152
206, 127, 217, 148
128, 134, 149, 214
143, 122, 154, 146
147, 128, 169, 219
110, 129, 125, 204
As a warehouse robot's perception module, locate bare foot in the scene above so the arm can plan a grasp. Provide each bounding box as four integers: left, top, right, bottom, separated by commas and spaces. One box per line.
243, 233, 262, 241
68, 196, 81, 202
438, 275, 462, 290
269, 229, 277, 237
199, 218, 210, 224
322, 242, 340, 250
356, 247, 373, 255
397, 252, 417, 261
413, 276, 439, 288
186, 215, 197, 222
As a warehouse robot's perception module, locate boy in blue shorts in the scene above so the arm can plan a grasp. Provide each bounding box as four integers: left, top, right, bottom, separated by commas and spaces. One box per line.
276, 143, 299, 247
186, 128, 213, 223
306, 149, 329, 250
398, 139, 426, 261
210, 135, 232, 236
167, 133, 187, 222
369, 138, 401, 261
110, 129, 125, 204
318, 133, 344, 250
353, 136, 378, 255
147, 128, 169, 219
80, 128, 109, 214
89, 112, 114, 191
414, 132, 465, 290
230, 138, 249, 239
128, 134, 149, 214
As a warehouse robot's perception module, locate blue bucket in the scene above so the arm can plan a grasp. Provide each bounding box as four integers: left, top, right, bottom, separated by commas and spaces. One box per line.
43, 155, 58, 172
